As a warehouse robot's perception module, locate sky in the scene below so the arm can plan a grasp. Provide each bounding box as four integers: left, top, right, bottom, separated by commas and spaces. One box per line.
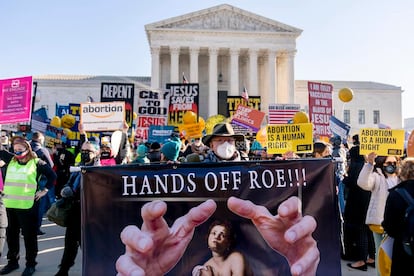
1, 0, 414, 120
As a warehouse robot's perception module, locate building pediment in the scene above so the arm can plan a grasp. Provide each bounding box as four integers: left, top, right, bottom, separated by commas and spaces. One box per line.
145, 4, 302, 34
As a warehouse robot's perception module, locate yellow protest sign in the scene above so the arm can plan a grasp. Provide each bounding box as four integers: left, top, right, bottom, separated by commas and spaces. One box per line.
359, 128, 405, 156
267, 123, 313, 154
178, 122, 204, 139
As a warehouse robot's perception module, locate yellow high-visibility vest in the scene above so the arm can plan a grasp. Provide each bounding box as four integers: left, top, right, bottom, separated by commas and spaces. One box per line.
3, 158, 38, 209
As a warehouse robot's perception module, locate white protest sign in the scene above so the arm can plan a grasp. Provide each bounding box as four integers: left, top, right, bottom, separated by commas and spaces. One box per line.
80, 102, 125, 131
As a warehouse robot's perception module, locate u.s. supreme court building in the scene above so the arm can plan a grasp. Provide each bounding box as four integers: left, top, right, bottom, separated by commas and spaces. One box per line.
32, 4, 403, 136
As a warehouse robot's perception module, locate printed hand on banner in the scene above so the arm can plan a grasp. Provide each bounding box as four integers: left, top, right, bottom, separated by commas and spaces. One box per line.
227, 196, 319, 276
116, 196, 319, 276
116, 199, 217, 276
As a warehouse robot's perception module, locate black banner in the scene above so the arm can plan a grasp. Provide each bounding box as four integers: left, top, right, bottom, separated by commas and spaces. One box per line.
81, 159, 341, 275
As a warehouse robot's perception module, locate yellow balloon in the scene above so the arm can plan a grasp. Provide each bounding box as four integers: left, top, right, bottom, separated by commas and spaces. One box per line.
63, 128, 74, 139
133, 112, 138, 120
338, 87, 354, 102
61, 114, 76, 129
256, 127, 267, 148
183, 111, 197, 124
199, 117, 205, 130
205, 114, 226, 134
292, 111, 309, 124
50, 116, 61, 128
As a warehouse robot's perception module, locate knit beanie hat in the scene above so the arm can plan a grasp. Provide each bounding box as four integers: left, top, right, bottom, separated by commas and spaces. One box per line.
137, 144, 148, 157
161, 136, 181, 161
88, 136, 100, 151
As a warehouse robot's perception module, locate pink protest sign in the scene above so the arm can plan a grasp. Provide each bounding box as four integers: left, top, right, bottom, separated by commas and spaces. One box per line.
0, 76, 33, 124
308, 81, 333, 138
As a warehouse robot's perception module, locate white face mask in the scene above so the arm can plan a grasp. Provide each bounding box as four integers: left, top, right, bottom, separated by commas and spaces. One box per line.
216, 142, 236, 160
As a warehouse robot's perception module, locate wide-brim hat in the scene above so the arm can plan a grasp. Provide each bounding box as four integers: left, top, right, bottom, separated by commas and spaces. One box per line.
202, 123, 244, 146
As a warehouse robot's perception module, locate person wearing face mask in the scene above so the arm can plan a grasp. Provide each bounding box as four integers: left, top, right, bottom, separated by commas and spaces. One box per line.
78, 123, 130, 166
1, 136, 56, 276
54, 140, 100, 276
355, 152, 400, 274
189, 137, 209, 159
99, 142, 116, 166
202, 123, 244, 162
52, 142, 75, 199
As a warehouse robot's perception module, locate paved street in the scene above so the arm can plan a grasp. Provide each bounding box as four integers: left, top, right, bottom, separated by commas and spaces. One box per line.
0, 218, 376, 276
0, 218, 81, 276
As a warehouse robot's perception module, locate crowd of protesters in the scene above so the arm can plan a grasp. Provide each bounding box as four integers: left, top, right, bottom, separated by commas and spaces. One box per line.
0, 119, 413, 275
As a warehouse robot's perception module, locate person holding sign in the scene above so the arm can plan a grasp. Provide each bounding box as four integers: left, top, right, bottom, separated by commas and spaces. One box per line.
115, 196, 319, 276
356, 152, 400, 272
55, 140, 101, 276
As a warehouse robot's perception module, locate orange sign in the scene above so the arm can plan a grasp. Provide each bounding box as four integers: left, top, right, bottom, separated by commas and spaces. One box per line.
231, 105, 265, 131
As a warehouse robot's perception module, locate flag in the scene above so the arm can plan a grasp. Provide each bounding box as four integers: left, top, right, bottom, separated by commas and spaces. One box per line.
182, 72, 188, 84
241, 86, 249, 101
268, 104, 300, 124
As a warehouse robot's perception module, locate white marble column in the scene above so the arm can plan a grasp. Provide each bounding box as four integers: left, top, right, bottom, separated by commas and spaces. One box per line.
189, 47, 199, 83
277, 51, 295, 103
230, 48, 239, 96
286, 51, 296, 103
150, 46, 160, 89
248, 48, 258, 95
170, 46, 180, 83
208, 47, 219, 115
267, 50, 277, 105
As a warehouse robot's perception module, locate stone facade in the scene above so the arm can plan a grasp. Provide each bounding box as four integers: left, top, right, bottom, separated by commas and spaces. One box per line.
146, 4, 301, 118
29, 4, 403, 137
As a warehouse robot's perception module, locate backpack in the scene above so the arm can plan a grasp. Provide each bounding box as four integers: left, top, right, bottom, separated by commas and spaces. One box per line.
395, 187, 414, 256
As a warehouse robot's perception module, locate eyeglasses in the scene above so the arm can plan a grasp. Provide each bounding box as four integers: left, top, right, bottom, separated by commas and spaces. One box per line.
384, 161, 397, 166
81, 150, 94, 154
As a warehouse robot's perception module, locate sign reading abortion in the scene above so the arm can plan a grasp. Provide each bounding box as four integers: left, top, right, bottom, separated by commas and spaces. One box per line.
267, 123, 314, 154
359, 128, 405, 156
0, 76, 33, 124
81, 159, 341, 276
80, 101, 125, 131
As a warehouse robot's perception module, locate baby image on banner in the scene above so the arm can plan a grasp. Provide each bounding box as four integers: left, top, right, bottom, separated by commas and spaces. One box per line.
81, 159, 341, 276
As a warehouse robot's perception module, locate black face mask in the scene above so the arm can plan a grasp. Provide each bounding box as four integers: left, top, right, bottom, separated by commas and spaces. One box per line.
100, 151, 111, 159
81, 152, 92, 164
384, 164, 397, 174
